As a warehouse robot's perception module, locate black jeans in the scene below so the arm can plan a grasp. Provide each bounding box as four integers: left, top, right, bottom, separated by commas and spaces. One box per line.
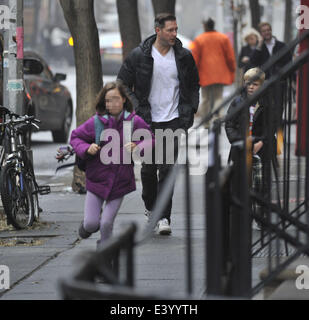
141, 118, 180, 223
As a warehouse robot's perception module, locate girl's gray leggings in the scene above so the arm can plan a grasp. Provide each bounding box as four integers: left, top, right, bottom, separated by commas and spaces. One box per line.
83, 191, 124, 244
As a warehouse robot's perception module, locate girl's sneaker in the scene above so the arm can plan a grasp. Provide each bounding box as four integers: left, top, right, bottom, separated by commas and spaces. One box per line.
78, 221, 92, 239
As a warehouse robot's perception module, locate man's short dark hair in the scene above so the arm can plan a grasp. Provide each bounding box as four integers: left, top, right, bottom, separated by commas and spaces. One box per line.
258, 22, 272, 31
154, 13, 176, 29
203, 18, 215, 31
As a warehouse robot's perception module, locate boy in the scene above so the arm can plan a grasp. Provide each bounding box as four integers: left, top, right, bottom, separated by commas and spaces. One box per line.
225, 67, 270, 230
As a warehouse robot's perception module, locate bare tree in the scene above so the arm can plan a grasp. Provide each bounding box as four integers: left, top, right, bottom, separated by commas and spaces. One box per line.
249, 0, 260, 30
116, 0, 141, 60
151, 0, 176, 16
59, 0, 103, 192
284, 0, 292, 43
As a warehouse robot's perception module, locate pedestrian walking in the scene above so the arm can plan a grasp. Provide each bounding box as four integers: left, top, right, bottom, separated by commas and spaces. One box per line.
238, 28, 262, 73
225, 67, 275, 230
70, 81, 154, 249
117, 13, 199, 235
250, 22, 293, 138
191, 18, 236, 128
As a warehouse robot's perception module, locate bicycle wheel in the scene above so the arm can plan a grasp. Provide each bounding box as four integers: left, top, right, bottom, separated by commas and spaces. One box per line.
0, 163, 34, 229
23, 151, 40, 221
29, 178, 40, 222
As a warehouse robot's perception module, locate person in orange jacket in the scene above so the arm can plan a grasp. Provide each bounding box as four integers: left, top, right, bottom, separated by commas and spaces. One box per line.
192, 18, 236, 128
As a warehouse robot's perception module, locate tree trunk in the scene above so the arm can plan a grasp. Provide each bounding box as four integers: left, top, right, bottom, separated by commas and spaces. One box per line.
284, 0, 292, 43
116, 0, 141, 60
151, 0, 176, 16
249, 0, 260, 30
59, 0, 103, 192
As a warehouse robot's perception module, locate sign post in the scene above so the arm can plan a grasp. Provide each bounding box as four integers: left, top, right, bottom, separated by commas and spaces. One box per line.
2, 0, 24, 114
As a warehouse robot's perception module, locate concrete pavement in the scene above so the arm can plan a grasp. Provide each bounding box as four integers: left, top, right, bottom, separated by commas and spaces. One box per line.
0, 117, 308, 300
0, 156, 208, 300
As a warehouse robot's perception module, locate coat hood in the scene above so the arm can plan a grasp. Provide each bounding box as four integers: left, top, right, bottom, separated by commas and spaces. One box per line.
97, 110, 136, 125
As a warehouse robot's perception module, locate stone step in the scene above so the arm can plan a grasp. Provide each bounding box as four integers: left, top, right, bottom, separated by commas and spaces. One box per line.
269, 279, 309, 300
259, 257, 309, 299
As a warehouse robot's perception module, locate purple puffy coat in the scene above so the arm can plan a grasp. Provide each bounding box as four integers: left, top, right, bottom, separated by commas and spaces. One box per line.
70, 111, 154, 200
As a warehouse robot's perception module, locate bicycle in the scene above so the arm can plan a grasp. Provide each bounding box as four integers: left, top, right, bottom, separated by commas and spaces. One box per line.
0, 105, 50, 229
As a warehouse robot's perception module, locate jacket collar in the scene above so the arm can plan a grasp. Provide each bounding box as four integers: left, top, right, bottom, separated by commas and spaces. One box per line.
140, 34, 189, 59
97, 111, 135, 123
97, 112, 109, 124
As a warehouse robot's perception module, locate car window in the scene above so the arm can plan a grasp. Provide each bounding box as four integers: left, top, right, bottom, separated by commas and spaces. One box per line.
40, 65, 53, 81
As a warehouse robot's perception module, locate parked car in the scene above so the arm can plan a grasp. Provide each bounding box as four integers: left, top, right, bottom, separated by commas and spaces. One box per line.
23, 51, 73, 143
99, 31, 123, 75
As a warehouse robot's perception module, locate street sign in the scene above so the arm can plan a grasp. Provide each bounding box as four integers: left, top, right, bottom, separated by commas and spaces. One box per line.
7, 79, 23, 91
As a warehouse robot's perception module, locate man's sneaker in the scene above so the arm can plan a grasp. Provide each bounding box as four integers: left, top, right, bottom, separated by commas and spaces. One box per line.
157, 218, 171, 235
144, 209, 151, 222
78, 221, 92, 239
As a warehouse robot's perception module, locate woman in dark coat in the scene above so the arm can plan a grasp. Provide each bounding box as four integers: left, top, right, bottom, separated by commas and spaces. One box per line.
238, 29, 261, 73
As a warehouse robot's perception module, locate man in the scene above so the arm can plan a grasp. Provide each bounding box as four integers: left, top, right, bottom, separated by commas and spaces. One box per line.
191, 18, 236, 128
250, 22, 292, 129
251, 22, 292, 78
117, 13, 199, 235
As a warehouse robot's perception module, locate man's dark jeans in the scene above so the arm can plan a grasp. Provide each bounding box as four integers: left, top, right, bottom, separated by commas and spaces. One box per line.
141, 118, 180, 223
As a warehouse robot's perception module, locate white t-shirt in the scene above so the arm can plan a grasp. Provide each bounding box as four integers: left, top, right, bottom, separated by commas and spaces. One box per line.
265, 37, 276, 56
148, 46, 179, 122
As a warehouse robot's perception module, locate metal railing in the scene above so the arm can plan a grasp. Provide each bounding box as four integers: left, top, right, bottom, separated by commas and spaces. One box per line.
206, 29, 309, 298
59, 29, 309, 300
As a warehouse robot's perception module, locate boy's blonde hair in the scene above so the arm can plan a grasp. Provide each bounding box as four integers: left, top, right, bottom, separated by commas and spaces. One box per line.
244, 67, 265, 84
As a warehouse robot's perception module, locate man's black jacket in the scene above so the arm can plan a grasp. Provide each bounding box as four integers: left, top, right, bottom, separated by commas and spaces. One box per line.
250, 38, 292, 78
117, 34, 200, 129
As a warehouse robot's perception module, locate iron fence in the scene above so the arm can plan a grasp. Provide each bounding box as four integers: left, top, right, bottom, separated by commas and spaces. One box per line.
59, 29, 309, 300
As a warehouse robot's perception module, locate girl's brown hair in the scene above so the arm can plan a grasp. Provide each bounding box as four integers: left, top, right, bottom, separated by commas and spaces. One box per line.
94, 81, 133, 115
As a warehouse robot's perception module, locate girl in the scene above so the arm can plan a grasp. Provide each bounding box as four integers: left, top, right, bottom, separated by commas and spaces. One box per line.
70, 81, 154, 248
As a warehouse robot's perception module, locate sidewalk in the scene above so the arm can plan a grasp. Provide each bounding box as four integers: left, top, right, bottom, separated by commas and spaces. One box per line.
0, 163, 207, 300
0, 118, 306, 300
